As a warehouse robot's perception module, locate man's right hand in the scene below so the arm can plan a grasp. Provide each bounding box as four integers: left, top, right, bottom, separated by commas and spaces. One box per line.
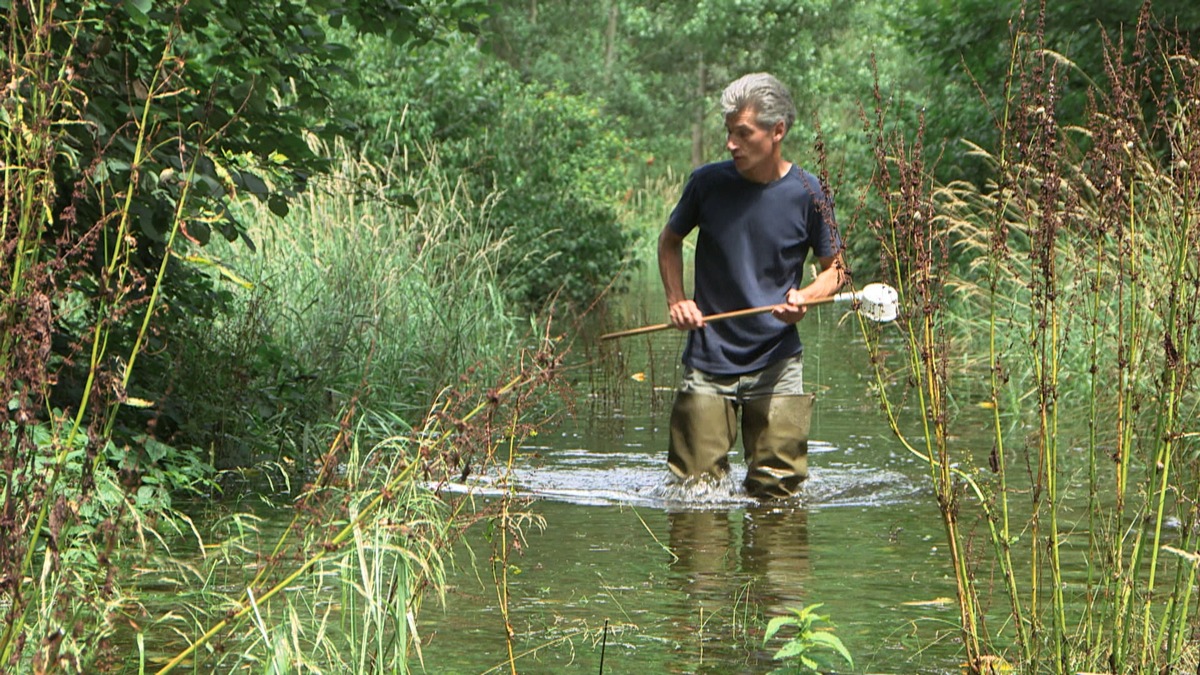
668, 299, 705, 331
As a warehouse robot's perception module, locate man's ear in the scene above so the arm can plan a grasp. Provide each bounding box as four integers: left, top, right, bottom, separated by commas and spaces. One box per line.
772, 120, 787, 143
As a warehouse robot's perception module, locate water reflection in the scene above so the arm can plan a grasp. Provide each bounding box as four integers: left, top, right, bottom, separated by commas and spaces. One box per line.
664, 505, 811, 672
739, 506, 810, 611
669, 509, 738, 592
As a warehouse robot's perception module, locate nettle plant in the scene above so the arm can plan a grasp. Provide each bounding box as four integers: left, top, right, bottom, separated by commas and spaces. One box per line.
763, 604, 854, 674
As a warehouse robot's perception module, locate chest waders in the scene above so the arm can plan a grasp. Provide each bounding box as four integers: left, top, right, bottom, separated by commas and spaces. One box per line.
667, 392, 815, 499
666, 392, 738, 481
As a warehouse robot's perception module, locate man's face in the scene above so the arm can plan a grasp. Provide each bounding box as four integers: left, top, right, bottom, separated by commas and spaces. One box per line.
725, 107, 783, 181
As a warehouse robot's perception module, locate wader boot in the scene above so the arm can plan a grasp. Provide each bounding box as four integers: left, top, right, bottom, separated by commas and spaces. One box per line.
741, 394, 815, 499
667, 392, 737, 483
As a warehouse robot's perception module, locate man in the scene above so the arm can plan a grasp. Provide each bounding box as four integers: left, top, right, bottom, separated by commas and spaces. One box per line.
658, 72, 846, 499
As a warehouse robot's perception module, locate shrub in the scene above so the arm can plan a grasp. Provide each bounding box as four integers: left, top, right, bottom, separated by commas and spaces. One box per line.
334, 35, 638, 309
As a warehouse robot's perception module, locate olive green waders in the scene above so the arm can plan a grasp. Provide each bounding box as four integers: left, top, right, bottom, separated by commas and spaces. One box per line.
666, 392, 815, 499
666, 392, 737, 482
741, 394, 815, 499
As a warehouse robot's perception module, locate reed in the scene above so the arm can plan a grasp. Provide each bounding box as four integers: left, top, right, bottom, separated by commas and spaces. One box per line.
1, 4, 221, 668
117, 126, 578, 670
140, 331, 566, 673
2, 5, 564, 672
175, 139, 524, 460
860, 6, 1200, 673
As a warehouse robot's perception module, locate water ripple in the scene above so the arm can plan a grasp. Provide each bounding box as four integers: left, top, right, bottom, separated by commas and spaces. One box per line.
440, 444, 922, 510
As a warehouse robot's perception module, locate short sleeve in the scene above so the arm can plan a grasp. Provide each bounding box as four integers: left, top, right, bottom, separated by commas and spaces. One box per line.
667, 171, 702, 237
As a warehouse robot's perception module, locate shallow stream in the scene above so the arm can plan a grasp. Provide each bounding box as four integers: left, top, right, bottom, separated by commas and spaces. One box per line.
415, 288, 972, 674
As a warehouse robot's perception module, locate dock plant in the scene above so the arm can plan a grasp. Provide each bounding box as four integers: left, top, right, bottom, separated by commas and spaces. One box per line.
859, 4, 1200, 673
1, 1, 563, 672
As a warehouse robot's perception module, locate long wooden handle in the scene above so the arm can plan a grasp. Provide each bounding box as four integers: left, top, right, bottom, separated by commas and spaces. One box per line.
599, 296, 838, 341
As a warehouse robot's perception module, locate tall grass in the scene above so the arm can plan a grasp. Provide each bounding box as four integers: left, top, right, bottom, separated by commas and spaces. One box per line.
1, 4, 218, 669
861, 7, 1199, 673
242, 139, 519, 387
3, 3, 568, 671
162, 139, 526, 466
141, 350, 562, 674
126, 137, 572, 673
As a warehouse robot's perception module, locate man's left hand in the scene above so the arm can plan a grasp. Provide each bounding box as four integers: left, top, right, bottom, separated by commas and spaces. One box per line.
772, 288, 809, 325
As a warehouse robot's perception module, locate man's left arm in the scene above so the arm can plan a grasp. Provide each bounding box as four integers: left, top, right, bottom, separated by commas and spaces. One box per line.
772, 253, 848, 324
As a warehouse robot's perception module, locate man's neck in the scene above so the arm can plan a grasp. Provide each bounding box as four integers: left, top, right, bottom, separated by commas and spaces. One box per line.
744, 158, 791, 184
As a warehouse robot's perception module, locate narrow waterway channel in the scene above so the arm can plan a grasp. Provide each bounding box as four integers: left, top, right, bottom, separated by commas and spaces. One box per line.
123, 270, 1191, 674
131, 270, 1128, 674
416, 278, 971, 674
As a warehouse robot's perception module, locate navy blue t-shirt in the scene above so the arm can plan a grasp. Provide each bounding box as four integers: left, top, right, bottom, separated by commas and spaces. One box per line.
667, 161, 839, 375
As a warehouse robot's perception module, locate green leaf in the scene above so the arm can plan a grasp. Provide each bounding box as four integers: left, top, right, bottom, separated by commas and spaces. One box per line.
772, 641, 807, 660
194, 174, 223, 197
807, 631, 854, 666
322, 42, 354, 60
125, 0, 151, 16
214, 264, 253, 290
135, 204, 164, 241
268, 193, 290, 217
173, 252, 254, 289
143, 437, 171, 463
136, 485, 157, 505
763, 615, 794, 643
91, 160, 110, 184
238, 171, 270, 197
187, 219, 212, 246
238, 228, 258, 253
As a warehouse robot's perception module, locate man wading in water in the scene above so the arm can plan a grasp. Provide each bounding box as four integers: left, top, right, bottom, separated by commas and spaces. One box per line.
658, 72, 847, 499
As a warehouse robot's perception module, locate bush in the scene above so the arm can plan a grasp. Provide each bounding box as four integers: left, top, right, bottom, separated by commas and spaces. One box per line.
333, 35, 638, 309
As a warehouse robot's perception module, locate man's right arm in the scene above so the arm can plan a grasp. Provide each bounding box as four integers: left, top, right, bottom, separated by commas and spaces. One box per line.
658, 225, 704, 330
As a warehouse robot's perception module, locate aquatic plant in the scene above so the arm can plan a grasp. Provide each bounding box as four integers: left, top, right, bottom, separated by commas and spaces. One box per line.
762, 603, 854, 674
859, 4, 1200, 673
0, 2, 228, 667
145, 332, 567, 673
165, 138, 526, 465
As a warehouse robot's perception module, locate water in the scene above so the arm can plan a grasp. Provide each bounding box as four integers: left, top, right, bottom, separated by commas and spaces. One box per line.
416, 297, 971, 674
124, 275, 1187, 673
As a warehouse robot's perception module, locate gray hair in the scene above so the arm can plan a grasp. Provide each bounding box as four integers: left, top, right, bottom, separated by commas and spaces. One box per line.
720, 72, 797, 135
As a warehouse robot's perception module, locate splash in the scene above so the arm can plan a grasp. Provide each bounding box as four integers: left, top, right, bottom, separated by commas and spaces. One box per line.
437, 444, 920, 510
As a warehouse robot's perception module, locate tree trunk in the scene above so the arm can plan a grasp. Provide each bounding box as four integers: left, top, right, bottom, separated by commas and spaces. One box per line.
690, 55, 707, 168
604, 1, 619, 83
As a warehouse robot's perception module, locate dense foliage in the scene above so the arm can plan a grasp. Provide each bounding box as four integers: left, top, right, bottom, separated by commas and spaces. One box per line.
474, 0, 926, 279
898, 0, 1200, 181
1, 0, 493, 669
332, 34, 638, 307
4, 0, 1200, 671
2, 0, 488, 433
480, 0, 853, 167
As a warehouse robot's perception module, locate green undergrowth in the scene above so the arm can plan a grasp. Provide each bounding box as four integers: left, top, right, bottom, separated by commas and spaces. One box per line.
169, 139, 529, 468
860, 8, 1200, 673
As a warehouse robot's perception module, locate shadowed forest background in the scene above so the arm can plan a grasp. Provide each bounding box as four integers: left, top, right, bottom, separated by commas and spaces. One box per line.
3, 0, 1200, 672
